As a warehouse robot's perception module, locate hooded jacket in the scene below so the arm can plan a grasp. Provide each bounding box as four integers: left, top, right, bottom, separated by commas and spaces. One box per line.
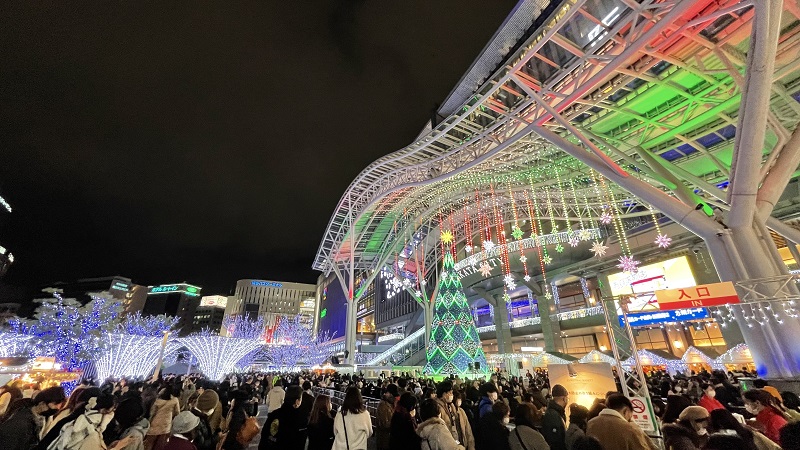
417, 417, 465, 450
48, 410, 109, 450
118, 418, 150, 450
376, 394, 395, 450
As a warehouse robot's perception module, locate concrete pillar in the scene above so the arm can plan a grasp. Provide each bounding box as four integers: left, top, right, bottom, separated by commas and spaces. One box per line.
537, 283, 562, 352
489, 294, 514, 354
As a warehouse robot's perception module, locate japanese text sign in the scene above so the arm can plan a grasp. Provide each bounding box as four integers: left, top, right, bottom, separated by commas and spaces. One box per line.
655, 281, 739, 310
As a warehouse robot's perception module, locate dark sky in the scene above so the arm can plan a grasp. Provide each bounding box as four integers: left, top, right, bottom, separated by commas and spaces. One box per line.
0, 1, 516, 297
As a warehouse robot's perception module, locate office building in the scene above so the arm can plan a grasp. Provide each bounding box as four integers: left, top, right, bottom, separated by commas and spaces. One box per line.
191, 295, 228, 334
143, 282, 202, 335
224, 279, 317, 334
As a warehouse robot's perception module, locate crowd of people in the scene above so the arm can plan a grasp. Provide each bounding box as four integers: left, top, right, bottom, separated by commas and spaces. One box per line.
0, 367, 799, 450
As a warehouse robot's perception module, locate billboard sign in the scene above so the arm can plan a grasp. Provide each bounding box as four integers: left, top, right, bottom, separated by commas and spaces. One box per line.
656, 281, 740, 310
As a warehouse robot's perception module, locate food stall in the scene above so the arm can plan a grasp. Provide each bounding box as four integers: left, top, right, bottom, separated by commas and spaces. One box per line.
680, 346, 725, 372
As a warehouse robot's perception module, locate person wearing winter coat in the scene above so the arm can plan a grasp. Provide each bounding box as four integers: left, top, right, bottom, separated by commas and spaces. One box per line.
662, 406, 709, 450
333, 387, 373, 450
586, 394, 658, 450
476, 402, 511, 450
189, 390, 219, 450
145, 386, 181, 450
509, 403, 549, 450
266, 379, 285, 414
417, 398, 465, 450
565, 404, 588, 450
541, 385, 569, 450
477, 384, 498, 419
744, 389, 788, 446
105, 397, 150, 450
391, 393, 421, 450
435, 382, 474, 450
0, 386, 67, 450
376, 385, 397, 450
709, 408, 781, 450
698, 383, 726, 413
260, 386, 306, 450
307, 395, 335, 450
48, 393, 117, 450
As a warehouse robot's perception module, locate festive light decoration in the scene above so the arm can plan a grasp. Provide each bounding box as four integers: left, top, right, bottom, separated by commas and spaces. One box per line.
600, 211, 613, 224
12, 294, 122, 371
482, 240, 495, 251
465, 245, 473, 253
511, 226, 524, 240
179, 333, 263, 380
655, 234, 673, 249
590, 241, 609, 257
617, 255, 640, 274
221, 314, 266, 339
93, 313, 178, 381
555, 244, 564, 253
578, 229, 592, 241
266, 315, 337, 369
568, 234, 580, 247
478, 262, 493, 277
440, 230, 454, 244
424, 250, 487, 376
0, 333, 33, 357
542, 255, 553, 265
519, 255, 527, 263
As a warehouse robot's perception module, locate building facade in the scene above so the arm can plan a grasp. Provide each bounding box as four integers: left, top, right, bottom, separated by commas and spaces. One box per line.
224, 279, 317, 334
191, 295, 228, 334
143, 282, 202, 335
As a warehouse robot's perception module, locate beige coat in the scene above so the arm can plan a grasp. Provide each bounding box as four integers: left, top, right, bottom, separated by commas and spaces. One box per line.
147, 397, 180, 435
586, 409, 657, 450
436, 399, 475, 450
417, 417, 465, 450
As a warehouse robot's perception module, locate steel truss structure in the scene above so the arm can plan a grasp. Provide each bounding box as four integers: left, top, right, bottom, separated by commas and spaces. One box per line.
315, 0, 800, 368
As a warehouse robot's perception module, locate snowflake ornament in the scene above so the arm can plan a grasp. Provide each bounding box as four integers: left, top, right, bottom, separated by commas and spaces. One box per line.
478, 262, 493, 277
482, 240, 495, 251
545, 292, 553, 300
511, 226, 524, 240
465, 245, 473, 253
600, 212, 613, 224
542, 255, 553, 265
402, 278, 411, 288
503, 274, 515, 289
568, 235, 580, 247
519, 255, 528, 263
503, 293, 512, 303
414, 290, 422, 297
523, 275, 531, 282
397, 260, 405, 269
555, 244, 565, 253
617, 256, 640, 273
506, 280, 517, 290
654, 234, 672, 249
578, 229, 592, 241
590, 241, 609, 258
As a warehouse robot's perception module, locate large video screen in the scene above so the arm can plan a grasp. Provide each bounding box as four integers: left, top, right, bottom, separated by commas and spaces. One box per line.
317, 275, 347, 339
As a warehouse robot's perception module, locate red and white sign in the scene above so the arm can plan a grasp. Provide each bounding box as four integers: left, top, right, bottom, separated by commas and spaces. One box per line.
629, 396, 657, 433
655, 281, 740, 310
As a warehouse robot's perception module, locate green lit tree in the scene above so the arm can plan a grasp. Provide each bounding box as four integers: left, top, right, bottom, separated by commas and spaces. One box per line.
424, 233, 488, 376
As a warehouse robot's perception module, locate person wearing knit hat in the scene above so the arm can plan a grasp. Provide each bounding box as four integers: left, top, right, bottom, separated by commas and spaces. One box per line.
663, 405, 710, 450
163, 411, 201, 450
189, 390, 219, 450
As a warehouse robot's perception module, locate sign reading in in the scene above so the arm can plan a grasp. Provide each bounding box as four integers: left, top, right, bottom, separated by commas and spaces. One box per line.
655, 281, 739, 310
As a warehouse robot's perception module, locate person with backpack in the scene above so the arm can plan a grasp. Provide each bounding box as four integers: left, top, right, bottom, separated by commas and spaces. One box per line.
146, 386, 181, 450
47, 393, 117, 450
221, 390, 258, 450
105, 397, 150, 450
333, 386, 372, 450
260, 386, 306, 450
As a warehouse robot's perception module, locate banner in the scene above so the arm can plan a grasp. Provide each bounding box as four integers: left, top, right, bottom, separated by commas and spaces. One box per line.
655, 281, 739, 310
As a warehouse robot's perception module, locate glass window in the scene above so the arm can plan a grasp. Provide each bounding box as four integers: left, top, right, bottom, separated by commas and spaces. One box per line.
689, 323, 726, 352
562, 335, 596, 356
634, 328, 669, 350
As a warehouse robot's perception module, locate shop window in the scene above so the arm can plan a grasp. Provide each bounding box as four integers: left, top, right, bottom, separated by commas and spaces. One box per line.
634, 328, 669, 351
558, 293, 588, 312
689, 324, 726, 352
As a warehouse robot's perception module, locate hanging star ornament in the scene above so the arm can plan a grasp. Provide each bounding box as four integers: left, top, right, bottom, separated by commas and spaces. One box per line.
503, 274, 515, 286
568, 235, 580, 247
519, 255, 528, 263
555, 243, 565, 253
542, 255, 553, 264
482, 240, 495, 251
545, 291, 553, 300
478, 262, 493, 277
523, 275, 531, 282
578, 229, 592, 241
617, 256, 640, 273
600, 212, 613, 224
440, 230, 454, 244
503, 293, 512, 303
465, 245, 473, 253
590, 241, 609, 258
654, 234, 672, 249
511, 225, 524, 240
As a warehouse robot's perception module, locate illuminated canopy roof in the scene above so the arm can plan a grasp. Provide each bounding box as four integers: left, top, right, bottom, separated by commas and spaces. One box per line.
315, 0, 800, 287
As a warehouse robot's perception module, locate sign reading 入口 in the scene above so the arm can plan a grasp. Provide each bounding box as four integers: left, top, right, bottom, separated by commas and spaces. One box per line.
655, 281, 739, 310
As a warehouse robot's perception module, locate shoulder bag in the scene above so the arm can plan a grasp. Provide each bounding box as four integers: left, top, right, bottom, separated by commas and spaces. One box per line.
515, 427, 531, 450
341, 413, 351, 450
236, 411, 260, 446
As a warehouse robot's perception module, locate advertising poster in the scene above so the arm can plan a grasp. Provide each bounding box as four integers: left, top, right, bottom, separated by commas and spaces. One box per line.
547, 363, 617, 408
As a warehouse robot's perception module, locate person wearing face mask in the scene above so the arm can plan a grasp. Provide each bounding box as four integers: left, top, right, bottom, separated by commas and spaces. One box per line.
417, 398, 465, 450
391, 393, 421, 450
260, 386, 305, 450
188, 390, 218, 450
163, 411, 201, 450
541, 384, 569, 450
104, 397, 150, 450
477, 384, 498, 418
475, 402, 511, 450
743, 389, 788, 446
435, 381, 474, 450
587, 394, 658, 450
662, 405, 710, 450
48, 393, 117, 450
0, 386, 66, 450
698, 383, 725, 413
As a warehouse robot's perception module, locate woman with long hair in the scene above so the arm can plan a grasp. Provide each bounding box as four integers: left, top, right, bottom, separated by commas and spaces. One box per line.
222, 390, 252, 450
145, 385, 180, 450
709, 408, 780, 450
391, 393, 420, 450
333, 386, 372, 450
509, 403, 548, 450
308, 395, 335, 450
744, 389, 788, 446
781, 391, 800, 422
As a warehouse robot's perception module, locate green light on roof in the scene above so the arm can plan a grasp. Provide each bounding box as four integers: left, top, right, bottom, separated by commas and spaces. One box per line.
320, 308, 327, 318
186, 286, 198, 293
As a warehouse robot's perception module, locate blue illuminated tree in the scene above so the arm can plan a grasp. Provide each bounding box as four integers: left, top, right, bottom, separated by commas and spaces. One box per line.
94, 313, 179, 381
13, 294, 123, 371
424, 242, 488, 376
180, 315, 265, 379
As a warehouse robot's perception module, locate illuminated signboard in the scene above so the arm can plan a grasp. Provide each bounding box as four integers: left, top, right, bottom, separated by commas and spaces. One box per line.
320, 308, 327, 318
608, 256, 696, 313
111, 282, 130, 292
251, 280, 283, 288
200, 295, 228, 308
149, 284, 201, 297
620, 307, 709, 327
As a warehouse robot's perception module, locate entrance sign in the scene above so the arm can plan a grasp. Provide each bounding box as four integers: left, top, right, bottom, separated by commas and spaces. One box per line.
655, 281, 739, 310
629, 396, 658, 433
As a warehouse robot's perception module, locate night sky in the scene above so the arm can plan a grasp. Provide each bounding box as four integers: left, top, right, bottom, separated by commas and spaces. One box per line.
0, 1, 516, 298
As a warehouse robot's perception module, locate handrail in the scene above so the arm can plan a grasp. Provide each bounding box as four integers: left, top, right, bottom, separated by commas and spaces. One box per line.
364, 327, 426, 366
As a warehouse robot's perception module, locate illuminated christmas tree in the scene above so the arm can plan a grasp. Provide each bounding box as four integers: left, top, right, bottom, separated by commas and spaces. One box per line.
424, 232, 488, 376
